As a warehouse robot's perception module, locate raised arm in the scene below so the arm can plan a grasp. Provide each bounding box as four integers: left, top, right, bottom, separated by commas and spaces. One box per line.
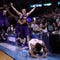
10, 3, 22, 15
27, 7, 36, 16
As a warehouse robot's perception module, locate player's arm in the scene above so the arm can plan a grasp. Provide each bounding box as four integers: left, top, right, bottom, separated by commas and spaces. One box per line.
10, 3, 22, 15
42, 42, 48, 57
29, 44, 39, 58
6, 7, 18, 19
27, 7, 36, 16
17, 19, 27, 25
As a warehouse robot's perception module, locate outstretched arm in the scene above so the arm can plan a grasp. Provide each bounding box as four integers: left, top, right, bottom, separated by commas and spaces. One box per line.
27, 7, 36, 16
10, 3, 22, 15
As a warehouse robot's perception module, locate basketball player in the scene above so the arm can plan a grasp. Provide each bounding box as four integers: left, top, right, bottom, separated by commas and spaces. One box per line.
10, 3, 36, 46
28, 38, 48, 58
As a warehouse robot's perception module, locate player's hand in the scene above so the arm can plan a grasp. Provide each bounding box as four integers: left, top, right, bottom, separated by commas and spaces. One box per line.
35, 4, 37, 7
11, 3, 13, 6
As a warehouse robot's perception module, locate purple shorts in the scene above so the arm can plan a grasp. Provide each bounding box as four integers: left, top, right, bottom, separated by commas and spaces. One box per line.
16, 24, 29, 37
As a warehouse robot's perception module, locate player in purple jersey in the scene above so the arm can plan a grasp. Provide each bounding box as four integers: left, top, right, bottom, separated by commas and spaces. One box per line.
11, 3, 36, 46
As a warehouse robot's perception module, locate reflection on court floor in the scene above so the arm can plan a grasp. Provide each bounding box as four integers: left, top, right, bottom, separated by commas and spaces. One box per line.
0, 43, 60, 60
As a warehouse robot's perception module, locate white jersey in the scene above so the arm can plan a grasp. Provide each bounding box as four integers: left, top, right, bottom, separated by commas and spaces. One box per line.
28, 39, 43, 50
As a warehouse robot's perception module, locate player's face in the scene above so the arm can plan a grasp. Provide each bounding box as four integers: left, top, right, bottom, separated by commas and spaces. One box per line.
21, 9, 26, 14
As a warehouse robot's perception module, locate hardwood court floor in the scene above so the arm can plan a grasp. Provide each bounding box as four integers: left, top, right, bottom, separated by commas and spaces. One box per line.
0, 51, 13, 60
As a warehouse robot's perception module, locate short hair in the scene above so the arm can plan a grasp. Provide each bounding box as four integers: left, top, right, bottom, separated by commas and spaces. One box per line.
35, 43, 42, 51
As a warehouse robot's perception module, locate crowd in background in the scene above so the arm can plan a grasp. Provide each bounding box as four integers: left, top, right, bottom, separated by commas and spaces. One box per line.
0, 4, 60, 48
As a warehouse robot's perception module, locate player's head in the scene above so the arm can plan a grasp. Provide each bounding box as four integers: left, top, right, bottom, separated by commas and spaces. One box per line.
21, 9, 26, 14
35, 43, 42, 51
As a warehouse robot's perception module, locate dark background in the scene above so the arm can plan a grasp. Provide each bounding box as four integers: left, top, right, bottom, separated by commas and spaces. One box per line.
0, 0, 60, 17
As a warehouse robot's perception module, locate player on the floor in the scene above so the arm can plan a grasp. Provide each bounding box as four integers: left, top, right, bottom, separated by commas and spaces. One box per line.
28, 38, 48, 58
10, 3, 36, 46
